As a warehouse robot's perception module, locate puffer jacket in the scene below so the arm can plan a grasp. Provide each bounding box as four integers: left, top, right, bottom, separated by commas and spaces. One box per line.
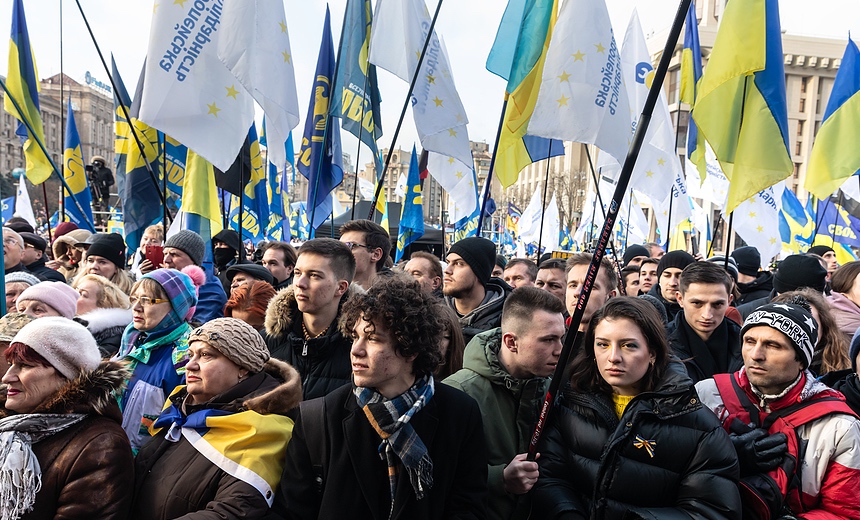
78, 307, 134, 358
443, 328, 548, 520
132, 359, 302, 520
264, 284, 363, 400
445, 278, 511, 346
2, 361, 134, 520
532, 360, 741, 520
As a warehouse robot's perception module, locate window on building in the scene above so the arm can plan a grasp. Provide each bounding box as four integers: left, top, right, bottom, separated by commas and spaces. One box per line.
799, 98, 805, 112
797, 120, 804, 136
793, 163, 801, 179
795, 140, 802, 156
800, 77, 808, 94
667, 70, 680, 105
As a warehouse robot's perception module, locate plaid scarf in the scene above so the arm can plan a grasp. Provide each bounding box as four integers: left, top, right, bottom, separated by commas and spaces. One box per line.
354, 375, 435, 517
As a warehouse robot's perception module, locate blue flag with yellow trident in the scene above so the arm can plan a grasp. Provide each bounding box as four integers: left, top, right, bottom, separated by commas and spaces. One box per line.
229, 124, 269, 241
298, 6, 344, 231
4, 0, 51, 184
63, 100, 94, 228
395, 146, 424, 262
331, 0, 383, 157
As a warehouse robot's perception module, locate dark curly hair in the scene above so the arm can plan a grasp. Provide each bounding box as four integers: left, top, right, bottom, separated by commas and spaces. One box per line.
340, 277, 443, 377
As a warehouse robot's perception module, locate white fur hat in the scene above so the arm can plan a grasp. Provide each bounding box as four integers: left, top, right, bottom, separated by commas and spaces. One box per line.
11, 317, 100, 379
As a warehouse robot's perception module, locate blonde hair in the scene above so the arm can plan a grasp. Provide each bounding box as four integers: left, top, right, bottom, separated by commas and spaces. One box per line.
73, 274, 131, 309
74, 268, 135, 295
143, 224, 165, 243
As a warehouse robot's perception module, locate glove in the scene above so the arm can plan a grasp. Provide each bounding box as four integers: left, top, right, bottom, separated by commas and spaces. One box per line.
729, 421, 788, 476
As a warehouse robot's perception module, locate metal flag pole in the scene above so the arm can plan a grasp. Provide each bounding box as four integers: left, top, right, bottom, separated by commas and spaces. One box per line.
535, 141, 553, 260
584, 147, 623, 270
0, 78, 96, 232
73, 0, 167, 210
368, 0, 446, 219
527, 0, 692, 460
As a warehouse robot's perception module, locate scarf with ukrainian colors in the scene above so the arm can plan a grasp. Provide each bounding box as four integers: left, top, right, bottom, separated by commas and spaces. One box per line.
151, 387, 294, 506
354, 375, 435, 517
0, 414, 86, 520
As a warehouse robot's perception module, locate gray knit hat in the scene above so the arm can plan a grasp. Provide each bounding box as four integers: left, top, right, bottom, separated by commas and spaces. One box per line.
5, 272, 40, 288
188, 317, 270, 373
11, 317, 100, 379
164, 230, 206, 266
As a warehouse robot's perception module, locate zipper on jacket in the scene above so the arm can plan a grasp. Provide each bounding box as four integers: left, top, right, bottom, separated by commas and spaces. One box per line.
302, 340, 308, 356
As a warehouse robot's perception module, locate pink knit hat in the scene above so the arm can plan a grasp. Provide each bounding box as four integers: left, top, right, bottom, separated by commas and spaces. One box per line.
16, 282, 80, 319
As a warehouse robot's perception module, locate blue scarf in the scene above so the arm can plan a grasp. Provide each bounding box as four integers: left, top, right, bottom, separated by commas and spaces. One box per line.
354, 375, 435, 516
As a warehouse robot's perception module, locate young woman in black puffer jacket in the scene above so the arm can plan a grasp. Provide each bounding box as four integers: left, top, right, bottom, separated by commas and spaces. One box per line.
532, 297, 742, 520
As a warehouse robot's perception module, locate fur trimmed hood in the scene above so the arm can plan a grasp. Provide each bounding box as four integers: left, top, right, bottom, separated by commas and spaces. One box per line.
78, 307, 134, 335
264, 283, 365, 338
243, 358, 302, 415
1, 360, 129, 421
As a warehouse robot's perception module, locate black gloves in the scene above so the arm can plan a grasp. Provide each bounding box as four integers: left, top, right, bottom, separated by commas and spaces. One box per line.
729, 419, 788, 476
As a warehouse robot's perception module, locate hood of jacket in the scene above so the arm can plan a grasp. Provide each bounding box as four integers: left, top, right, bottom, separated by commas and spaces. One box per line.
737, 271, 774, 293
2, 360, 130, 422
463, 328, 549, 391
264, 282, 365, 338
79, 307, 134, 335
445, 279, 510, 326
242, 358, 303, 415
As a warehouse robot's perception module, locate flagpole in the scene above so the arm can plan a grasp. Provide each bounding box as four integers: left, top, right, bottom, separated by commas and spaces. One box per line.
584, 147, 623, 270
238, 152, 245, 234
527, 0, 692, 461
0, 77, 95, 232
724, 211, 735, 255
72, 0, 167, 210
41, 183, 52, 241
368, 0, 446, 220
308, 119, 331, 237
664, 185, 675, 250
624, 188, 633, 251
161, 134, 168, 238
536, 142, 552, 260
59, 0, 66, 223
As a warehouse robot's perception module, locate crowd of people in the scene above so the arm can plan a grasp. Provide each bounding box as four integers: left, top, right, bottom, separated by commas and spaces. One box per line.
1, 214, 859, 519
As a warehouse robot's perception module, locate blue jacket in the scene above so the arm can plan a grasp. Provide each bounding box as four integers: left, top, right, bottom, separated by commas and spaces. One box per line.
193, 271, 227, 324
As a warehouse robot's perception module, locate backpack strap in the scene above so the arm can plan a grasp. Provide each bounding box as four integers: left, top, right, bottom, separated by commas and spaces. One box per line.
714, 372, 761, 426
299, 397, 328, 496
762, 395, 857, 430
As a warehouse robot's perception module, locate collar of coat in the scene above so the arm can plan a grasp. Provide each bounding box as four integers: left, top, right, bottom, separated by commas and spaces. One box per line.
264, 282, 365, 338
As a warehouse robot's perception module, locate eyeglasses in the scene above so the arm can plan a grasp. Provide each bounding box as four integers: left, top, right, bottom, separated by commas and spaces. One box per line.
343, 242, 371, 251
3, 237, 19, 246
129, 296, 170, 307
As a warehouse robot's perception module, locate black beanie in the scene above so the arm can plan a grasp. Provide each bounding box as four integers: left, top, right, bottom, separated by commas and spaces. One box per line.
773, 255, 827, 293
85, 233, 126, 269
742, 302, 817, 368
656, 250, 695, 278
622, 244, 650, 266
213, 229, 243, 254
495, 254, 507, 270
807, 245, 835, 258
448, 237, 496, 287
731, 246, 761, 277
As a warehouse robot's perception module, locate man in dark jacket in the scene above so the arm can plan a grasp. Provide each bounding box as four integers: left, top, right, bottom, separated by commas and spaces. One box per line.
565, 253, 617, 333
163, 229, 228, 324
264, 238, 357, 400
646, 250, 696, 322
339, 219, 392, 289
212, 229, 245, 293
261, 241, 297, 290
731, 245, 774, 305
3, 228, 29, 275
668, 262, 743, 383
445, 287, 565, 520
736, 254, 827, 319
276, 277, 488, 519
444, 237, 511, 345
19, 232, 65, 282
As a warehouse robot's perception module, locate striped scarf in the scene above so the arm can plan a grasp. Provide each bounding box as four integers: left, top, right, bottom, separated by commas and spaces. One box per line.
354, 375, 435, 517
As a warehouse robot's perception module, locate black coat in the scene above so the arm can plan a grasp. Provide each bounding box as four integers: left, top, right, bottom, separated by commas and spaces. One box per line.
532, 361, 741, 520
647, 283, 683, 322
274, 382, 489, 520
667, 311, 743, 384
25, 256, 66, 282
736, 271, 773, 306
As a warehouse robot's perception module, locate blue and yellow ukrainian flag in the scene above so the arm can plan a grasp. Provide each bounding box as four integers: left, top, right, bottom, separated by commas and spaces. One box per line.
453, 168, 481, 241
488, 0, 563, 188
680, 1, 706, 181
806, 196, 859, 264
805, 37, 860, 200
229, 124, 269, 241
4, 0, 51, 184
778, 188, 813, 254
62, 100, 94, 228
395, 146, 424, 262
691, 0, 792, 213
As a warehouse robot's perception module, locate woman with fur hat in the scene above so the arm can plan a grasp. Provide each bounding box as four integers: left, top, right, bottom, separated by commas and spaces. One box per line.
113, 266, 204, 453
132, 318, 301, 519
73, 274, 133, 358
0, 317, 134, 519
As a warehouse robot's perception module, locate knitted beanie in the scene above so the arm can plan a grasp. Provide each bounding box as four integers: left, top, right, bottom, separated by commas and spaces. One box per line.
141, 267, 203, 322
5, 271, 41, 288
731, 246, 761, 277
11, 317, 100, 379
773, 255, 827, 294
622, 244, 650, 266
741, 302, 817, 368
0, 312, 35, 342
188, 317, 270, 373
16, 281, 80, 319
706, 256, 739, 283
86, 233, 126, 269
448, 237, 497, 287
656, 250, 696, 278
213, 229, 243, 254
807, 245, 835, 258
19, 232, 47, 253
495, 254, 507, 270
164, 230, 206, 266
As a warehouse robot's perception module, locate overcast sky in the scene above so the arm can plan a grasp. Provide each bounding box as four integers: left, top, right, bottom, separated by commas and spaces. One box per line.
3, 0, 859, 165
